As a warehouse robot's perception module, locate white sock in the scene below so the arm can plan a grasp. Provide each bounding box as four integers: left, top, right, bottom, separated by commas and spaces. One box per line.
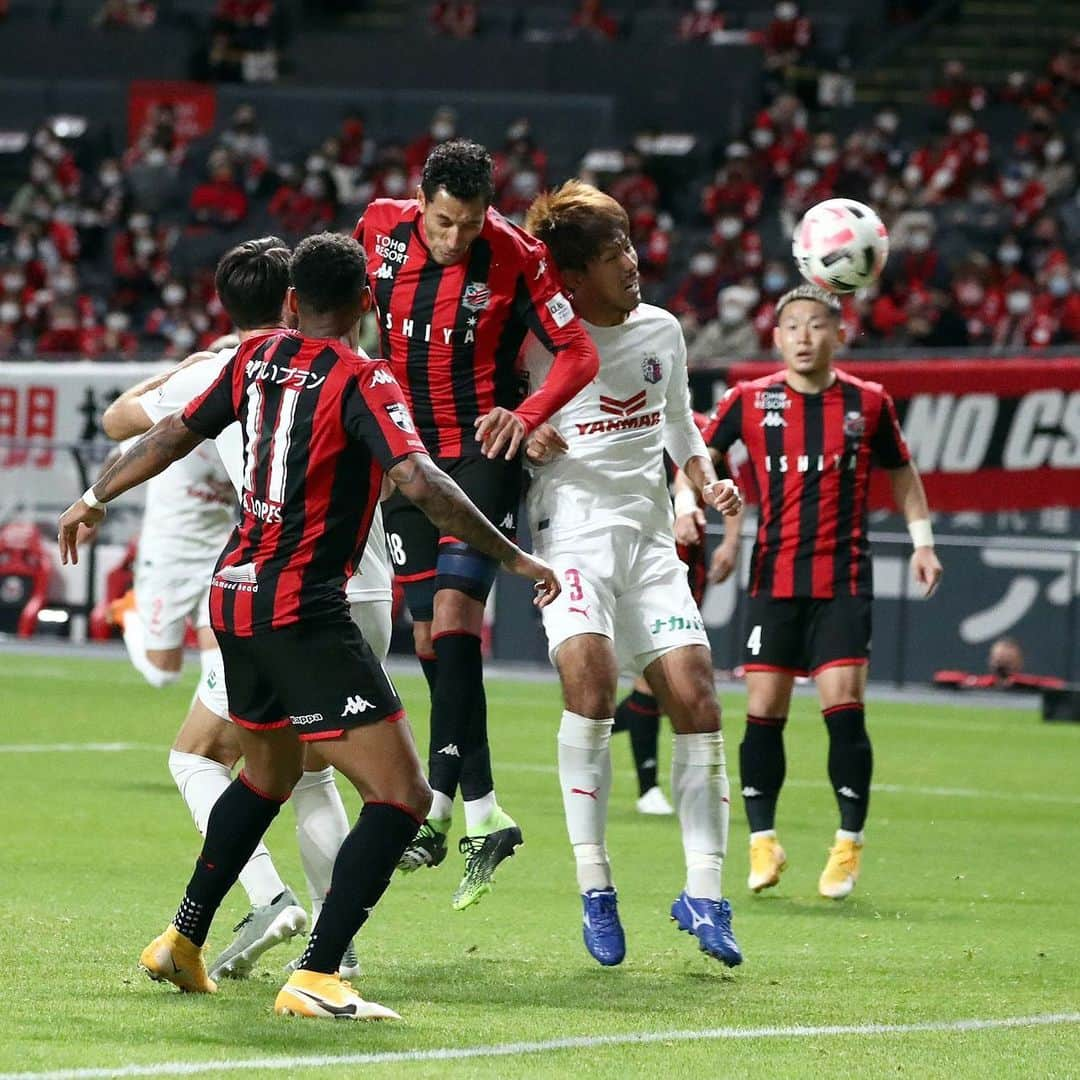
292, 766, 350, 914
168, 749, 285, 908
671, 730, 729, 902
750, 829, 777, 841
557, 710, 614, 894
463, 790, 496, 831
837, 828, 864, 844
429, 790, 454, 823
123, 614, 180, 688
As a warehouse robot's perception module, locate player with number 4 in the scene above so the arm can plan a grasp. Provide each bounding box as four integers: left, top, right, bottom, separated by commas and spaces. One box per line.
704, 283, 942, 901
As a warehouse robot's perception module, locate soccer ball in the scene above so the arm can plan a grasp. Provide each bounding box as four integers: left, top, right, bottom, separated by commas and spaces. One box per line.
792, 198, 889, 294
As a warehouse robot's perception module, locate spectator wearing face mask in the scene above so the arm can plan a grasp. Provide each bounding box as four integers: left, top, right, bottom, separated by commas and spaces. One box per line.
1041, 254, 1080, 340
89, 309, 140, 359
993, 284, 1058, 350
608, 149, 659, 213
751, 94, 809, 179
929, 59, 987, 112
670, 249, 726, 337
710, 214, 762, 278
406, 106, 457, 174
274, 171, 337, 236
429, 1, 477, 38
113, 211, 171, 305
751, 261, 790, 348
36, 303, 94, 358
1037, 133, 1075, 202
779, 164, 832, 237
998, 163, 1047, 231
189, 151, 248, 229
144, 280, 191, 342
762, 1, 812, 72
630, 208, 672, 285
679, 0, 725, 42
687, 284, 761, 368
994, 233, 1029, 284
0, 296, 29, 357
870, 106, 905, 171
701, 160, 762, 223
952, 267, 1005, 346
497, 168, 543, 225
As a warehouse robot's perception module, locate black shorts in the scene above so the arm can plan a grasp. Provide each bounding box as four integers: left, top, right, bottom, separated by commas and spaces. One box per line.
742, 593, 872, 677
383, 454, 521, 616
218, 615, 403, 742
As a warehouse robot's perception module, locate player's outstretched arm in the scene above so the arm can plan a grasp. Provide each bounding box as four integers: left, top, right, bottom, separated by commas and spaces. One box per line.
102, 350, 218, 440
888, 462, 943, 597
388, 452, 560, 607
58, 413, 205, 565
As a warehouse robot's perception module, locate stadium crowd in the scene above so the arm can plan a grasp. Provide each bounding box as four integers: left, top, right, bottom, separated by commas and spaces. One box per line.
0, 6, 1077, 363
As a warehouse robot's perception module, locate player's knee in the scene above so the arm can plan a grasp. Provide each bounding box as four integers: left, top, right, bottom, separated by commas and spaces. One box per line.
372, 770, 432, 821
669, 692, 721, 734
436, 542, 497, 605
411, 619, 433, 657
563, 687, 615, 720
823, 704, 869, 745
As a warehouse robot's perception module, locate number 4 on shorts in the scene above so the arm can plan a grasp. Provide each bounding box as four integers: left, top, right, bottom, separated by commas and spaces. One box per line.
746, 624, 763, 656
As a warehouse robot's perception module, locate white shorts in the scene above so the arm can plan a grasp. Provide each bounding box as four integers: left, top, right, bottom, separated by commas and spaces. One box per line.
196, 598, 394, 720
134, 555, 212, 651
535, 525, 709, 675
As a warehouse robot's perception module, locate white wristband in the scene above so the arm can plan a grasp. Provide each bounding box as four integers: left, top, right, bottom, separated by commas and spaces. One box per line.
81, 486, 104, 510
673, 488, 699, 517
908, 518, 934, 548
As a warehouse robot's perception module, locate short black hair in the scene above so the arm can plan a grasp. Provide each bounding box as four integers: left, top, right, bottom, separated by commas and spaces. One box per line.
214, 236, 290, 329
420, 138, 495, 205
290, 232, 367, 315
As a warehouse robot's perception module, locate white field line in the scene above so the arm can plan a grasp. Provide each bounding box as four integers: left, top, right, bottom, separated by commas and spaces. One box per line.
0, 744, 1077, 807
1, 1012, 1077, 1080
499, 761, 1080, 806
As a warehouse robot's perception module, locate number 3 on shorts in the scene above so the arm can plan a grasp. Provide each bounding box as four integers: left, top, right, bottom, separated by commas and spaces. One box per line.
746, 624, 763, 656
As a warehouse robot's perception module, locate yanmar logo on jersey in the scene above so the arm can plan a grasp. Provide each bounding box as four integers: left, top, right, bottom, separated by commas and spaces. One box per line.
599, 390, 647, 417
575, 410, 662, 436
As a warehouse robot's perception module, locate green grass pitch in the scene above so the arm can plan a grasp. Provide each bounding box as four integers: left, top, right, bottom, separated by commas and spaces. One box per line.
1, 651, 1078, 1078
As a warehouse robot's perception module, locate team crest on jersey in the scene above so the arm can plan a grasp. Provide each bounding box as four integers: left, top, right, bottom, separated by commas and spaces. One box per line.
843, 411, 866, 438
385, 402, 415, 433
641, 354, 663, 385
462, 281, 491, 311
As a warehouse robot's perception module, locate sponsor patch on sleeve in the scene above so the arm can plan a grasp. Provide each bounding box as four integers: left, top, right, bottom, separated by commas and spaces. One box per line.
545, 292, 574, 329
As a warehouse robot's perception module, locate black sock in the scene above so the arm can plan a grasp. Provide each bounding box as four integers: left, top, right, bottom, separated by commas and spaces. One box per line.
739, 715, 787, 833
173, 774, 285, 947
613, 689, 661, 796
429, 632, 486, 802
297, 802, 420, 974
460, 681, 494, 801
824, 703, 872, 833
418, 653, 438, 697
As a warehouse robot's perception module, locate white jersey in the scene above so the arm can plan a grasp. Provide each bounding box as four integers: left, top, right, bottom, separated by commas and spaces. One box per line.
140, 346, 393, 601
523, 302, 707, 542
134, 360, 235, 563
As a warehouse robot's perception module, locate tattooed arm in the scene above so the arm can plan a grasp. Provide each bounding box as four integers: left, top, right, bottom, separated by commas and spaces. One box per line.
387, 453, 560, 606
58, 412, 204, 565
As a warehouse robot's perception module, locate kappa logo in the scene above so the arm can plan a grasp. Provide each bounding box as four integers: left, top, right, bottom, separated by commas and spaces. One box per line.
535, 257, 548, 280
372, 262, 395, 281
760, 411, 787, 428
500, 512, 516, 529
369, 367, 395, 387
641, 353, 663, 385
741, 785, 762, 797
340, 696, 374, 718
437, 743, 460, 757
837, 786, 861, 799
291, 712, 325, 726
462, 281, 491, 311
385, 402, 416, 433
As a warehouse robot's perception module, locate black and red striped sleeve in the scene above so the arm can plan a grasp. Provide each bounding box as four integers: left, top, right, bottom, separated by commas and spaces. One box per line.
181, 348, 238, 439
342, 361, 429, 469
509, 244, 600, 433
870, 388, 910, 469
703, 384, 744, 454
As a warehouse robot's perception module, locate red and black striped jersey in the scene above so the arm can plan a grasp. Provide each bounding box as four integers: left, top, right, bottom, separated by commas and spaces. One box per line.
704, 368, 910, 599
354, 199, 599, 458
181, 330, 427, 636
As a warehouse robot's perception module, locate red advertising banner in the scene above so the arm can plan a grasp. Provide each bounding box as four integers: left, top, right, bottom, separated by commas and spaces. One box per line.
127, 81, 218, 148
726, 358, 1080, 511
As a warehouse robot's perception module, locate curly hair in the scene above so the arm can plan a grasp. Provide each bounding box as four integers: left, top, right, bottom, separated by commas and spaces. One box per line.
420, 138, 495, 205
214, 235, 290, 329
523, 179, 629, 273
290, 232, 367, 315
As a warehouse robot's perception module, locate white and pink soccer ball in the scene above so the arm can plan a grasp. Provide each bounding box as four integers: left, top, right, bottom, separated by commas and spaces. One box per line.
792, 198, 889, 294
